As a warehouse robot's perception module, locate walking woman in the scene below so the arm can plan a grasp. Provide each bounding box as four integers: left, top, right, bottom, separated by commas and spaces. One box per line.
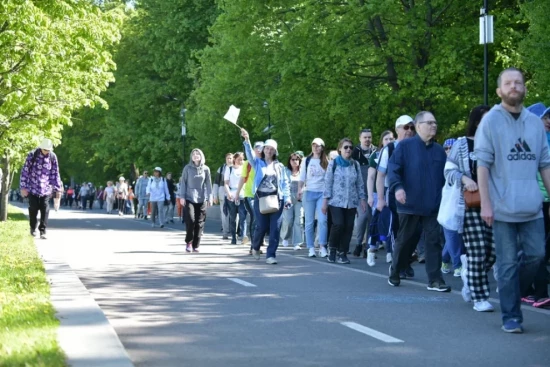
116, 177, 128, 216
147, 167, 170, 228
104, 181, 116, 214
225, 152, 248, 245
444, 105, 495, 312
298, 138, 329, 258
179, 149, 213, 253
281, 152, 304, 250
366, 130, 395, 266
241, 129, 291, 265
323, 138, 367, 264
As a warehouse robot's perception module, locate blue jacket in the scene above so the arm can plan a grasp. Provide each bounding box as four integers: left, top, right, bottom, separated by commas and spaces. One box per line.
388, 135, 446, 216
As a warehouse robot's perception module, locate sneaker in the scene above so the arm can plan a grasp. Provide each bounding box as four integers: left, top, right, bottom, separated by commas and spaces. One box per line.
388, 265, 400, 287
230, 241, 237, 245
170, 220, 174, 223
327, 248, 336, 263
418, 256, 426, 264
399, 270, 407, 279
293, 244, 302, 250
192, 248, 199, 253
266, 257, 277, 265
378, 241, 385, 250
441, 262, 451, 274
282, 239, 289, 247
533, 297, 550, 308
453, 267, 462, 277
461, 285, 472, 302
405, 266, 414, 278
308, 248, 317, 258
473, 300, 494, 312
242, 236, 249, 245
252, 249, 260, 260
319, 246, 328, 258
143, 216, 148, 220
501, 320, 523, 334
521, 295, 536, 304
337, 252, 350, 264
427, 281, 451, 292
185, 244, 192, 252
222, 236, 229, 240
30, 230, 36, 237
39, 232, 47, 240
353, 244, 363, 257
160, 224, 164, 228
366, 250, 376, 267
386, 253, 392, 263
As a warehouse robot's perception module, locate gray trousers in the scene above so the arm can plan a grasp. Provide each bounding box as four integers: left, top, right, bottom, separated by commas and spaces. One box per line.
150, 201, 165, 226
354, 202, 372, 245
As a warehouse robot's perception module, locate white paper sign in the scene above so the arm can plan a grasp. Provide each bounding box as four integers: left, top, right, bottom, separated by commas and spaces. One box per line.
223, 105, 241, 125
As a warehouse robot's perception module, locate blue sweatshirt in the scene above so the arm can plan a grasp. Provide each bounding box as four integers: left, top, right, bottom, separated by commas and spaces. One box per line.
388, 135, 446, 216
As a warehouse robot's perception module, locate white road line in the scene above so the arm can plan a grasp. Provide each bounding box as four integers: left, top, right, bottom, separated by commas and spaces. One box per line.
341, 322, 404, 343
95, 224, 101, 227
227, 278, 257, 287
85, 220, 91, 223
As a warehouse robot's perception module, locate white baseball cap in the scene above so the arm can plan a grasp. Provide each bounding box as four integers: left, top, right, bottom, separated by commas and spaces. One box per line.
311, 138, 325, 147
38, 138, 53, 151
119, 177, 125, 181
395, 115, 414, 129
154, 166, 162, 172
263, 139, 278, 154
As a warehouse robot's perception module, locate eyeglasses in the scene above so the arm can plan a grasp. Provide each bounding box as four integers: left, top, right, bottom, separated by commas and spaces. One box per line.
402, 125, 415, 131
421, 120, 437, 125
444, 147, 451, 151
342, 145, 353, 150
291, 158, 301, 161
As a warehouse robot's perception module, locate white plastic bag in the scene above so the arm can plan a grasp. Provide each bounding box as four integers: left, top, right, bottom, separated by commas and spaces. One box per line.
437, 180, 460, 231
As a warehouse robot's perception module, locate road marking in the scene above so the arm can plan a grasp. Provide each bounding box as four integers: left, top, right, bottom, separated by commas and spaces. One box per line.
85, 221, 91, 223
341, 322, 403, 343
227, 278, 257, 287
95, 224, 101, 227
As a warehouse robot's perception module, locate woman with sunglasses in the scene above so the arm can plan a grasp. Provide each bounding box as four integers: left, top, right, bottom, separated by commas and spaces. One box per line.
281, 152, 304, 250
323, 138, 367, 263
298, 138, 330, 258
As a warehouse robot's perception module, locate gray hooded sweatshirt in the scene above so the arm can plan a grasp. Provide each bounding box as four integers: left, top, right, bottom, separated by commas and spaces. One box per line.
179, 148, 213, 204
475, 104, 550, 222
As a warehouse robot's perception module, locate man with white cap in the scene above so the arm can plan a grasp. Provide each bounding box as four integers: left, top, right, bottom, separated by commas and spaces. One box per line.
19, 138, 63, 239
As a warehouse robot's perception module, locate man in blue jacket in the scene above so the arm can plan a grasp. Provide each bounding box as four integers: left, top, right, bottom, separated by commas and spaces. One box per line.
387, 111, 450, 292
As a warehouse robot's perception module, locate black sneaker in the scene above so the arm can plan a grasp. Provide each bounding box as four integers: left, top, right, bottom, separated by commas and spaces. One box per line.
427, 281, 451, 292
143, 216, 148, 220
327, 248, 336, 263
388, 265, 400, 287
160, 224, 164, 228
405, 266, 415, 278
353, 244, 363, 257
337, 253, 351, 264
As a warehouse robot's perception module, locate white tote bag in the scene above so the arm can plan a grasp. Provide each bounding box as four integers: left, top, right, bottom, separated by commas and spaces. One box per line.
437, 180, 460, 231
259, 194, 280, 214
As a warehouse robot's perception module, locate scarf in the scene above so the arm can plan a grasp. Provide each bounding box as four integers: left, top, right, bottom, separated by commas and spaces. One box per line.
335, 155, 351, 167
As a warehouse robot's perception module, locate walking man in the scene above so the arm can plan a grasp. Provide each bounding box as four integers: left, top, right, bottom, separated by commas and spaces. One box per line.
135, 171, 149, 219
475, 67, 550, 333
387, 111, 450, 292
19, 138, 63, 239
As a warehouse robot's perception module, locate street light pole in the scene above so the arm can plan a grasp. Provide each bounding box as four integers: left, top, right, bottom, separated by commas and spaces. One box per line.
480, 1, 493, 105
180, 107, 187, 165
263, 101, 271, 139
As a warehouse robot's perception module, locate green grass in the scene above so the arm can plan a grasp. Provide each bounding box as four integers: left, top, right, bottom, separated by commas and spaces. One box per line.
0, 205, 66, 366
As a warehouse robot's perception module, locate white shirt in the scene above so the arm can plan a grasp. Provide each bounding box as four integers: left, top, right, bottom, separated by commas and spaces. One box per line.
299, 157, 325, 192
377, 140, 400, 187
224, 165, 244, 198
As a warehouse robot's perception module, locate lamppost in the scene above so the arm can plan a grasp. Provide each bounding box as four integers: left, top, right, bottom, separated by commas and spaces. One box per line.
263, 100, 271, 139
180, 107, 187, 164
479, 1, 493, 105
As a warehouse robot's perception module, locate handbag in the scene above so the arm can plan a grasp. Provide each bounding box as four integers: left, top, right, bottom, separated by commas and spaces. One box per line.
437, 180, 461, 231
464, 190, 481, 208
259, 194, 280, 214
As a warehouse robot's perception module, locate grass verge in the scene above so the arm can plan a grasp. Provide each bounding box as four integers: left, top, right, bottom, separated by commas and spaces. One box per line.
0, 205, 66, 366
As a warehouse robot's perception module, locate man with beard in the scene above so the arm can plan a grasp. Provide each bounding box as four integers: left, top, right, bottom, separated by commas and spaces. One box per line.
387, 112, 449, 292
475, 67, 550, 333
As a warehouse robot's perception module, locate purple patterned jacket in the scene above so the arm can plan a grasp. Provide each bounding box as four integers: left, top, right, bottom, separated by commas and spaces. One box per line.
20, 150, 63, 197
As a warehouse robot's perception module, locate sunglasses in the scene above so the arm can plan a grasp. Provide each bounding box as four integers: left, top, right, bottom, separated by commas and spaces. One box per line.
342, 145, 353, 150
444, 147, 451, 151
401, 125, 415, 131
291, 158, 301, 161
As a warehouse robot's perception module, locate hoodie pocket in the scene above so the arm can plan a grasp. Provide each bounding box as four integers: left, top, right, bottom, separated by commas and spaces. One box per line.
500, 180, 543, 217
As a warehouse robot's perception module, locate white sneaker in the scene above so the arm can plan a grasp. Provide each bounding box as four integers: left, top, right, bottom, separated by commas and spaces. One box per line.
242, 236, 249, 245
252, 249, 260, 260
319, 246, 328, 258
473, 300, 494, 312
266, 257, 278, 265
386, 253, 392, 263
293, 244, 302, 251
367, 251, 376, 267
308, 248, 317, 258
282, 239, 289, 247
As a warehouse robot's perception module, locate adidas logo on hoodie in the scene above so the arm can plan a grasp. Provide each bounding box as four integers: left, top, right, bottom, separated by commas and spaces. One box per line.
507, 138, 536, 161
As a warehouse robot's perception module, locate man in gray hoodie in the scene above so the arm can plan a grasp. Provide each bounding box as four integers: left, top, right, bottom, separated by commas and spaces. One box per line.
475, 67, 550, 333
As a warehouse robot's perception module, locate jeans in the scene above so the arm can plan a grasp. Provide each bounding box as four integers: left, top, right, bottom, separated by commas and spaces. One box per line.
28, 194, 50, 234
150, 201, 166, 225
228, 199, 247, 243
492, 219, 545, 324
218, 187, 230, 236
442, 228, 465, 270
328, 206, 356, 253
303, 191, 327, 248
164, 200, 175, 223
244, 197, 256, 248
391, 214, 442, 283
281, 196, 303, 245
252, 198, 284, 258
185, 202, 207, 248
80, 195, 88, 209
137, 197, 149, 217
98, 199, 104, 210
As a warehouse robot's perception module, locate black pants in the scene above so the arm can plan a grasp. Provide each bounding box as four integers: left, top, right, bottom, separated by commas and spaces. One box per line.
117, 198, 125, 214
67, 197, 74, 207
328, 206, 356, 253
392, 214, 442, 283
28, 194, 50, 234
88, 197, 94, 209
185, 202, 207, 249
98, 199, 104, 210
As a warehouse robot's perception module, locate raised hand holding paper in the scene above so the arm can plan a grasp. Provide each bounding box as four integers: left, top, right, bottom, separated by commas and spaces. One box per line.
223, 105, 241, 125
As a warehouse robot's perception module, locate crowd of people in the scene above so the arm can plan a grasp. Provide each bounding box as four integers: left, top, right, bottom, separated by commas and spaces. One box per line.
18, 67, 550, 334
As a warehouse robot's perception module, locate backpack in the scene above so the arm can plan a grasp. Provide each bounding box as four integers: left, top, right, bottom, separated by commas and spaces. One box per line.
216, 164, 226, 187
376, 142, 395, 172
30, 148, 57, 168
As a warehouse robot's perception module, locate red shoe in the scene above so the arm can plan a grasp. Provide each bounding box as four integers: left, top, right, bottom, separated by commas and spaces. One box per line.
521, 295, 536, 304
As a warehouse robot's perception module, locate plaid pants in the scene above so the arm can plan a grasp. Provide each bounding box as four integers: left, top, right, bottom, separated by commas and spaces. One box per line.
462, 208, 496, 301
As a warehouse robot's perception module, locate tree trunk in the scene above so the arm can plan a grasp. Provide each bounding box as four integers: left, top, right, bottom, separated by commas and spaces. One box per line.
0, 155, 11, 222
130, 163, 139, 186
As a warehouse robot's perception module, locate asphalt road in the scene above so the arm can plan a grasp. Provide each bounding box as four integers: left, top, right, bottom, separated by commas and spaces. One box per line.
33, 205, 550, 367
